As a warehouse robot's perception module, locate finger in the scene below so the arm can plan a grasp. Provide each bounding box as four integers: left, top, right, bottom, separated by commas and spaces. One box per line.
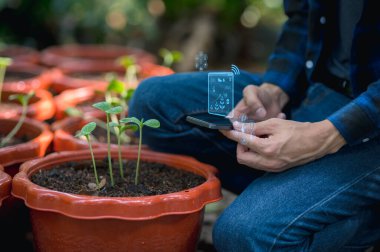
233, 121, 255, 135
243, 85, 267, 119
251, 119, 277, 136
277, 113, 286, 119
228, 130, 267, 152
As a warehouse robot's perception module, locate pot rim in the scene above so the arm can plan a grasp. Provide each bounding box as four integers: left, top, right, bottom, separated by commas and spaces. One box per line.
12, 147, 222, 220
0, 117, 53, 167
0, 165, 12, 205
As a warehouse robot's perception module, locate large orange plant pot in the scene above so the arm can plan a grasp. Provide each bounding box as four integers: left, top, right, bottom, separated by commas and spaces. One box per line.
0, 45, 40, 64
0, 117, 53, 175
0, 87, 56, 121
12, 148, 222, 252
0, 165, 11, 206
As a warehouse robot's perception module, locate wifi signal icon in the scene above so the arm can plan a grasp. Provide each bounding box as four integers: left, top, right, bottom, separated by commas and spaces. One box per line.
231, 64, 240, 75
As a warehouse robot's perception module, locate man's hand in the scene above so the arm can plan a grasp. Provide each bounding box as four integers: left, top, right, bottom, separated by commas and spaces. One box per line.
231, 83, 289, 122
221, 118, 346, 172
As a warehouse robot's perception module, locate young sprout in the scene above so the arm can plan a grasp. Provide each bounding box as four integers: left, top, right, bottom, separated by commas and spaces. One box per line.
120, 117, 160, 185
158, 48, 183, 67
117, 55, 138, 90
92, 101, 123, 186
0, 57, 13, 103
0, 91, 34, 147
106, 78, 135, 119
75, 122, 100, 187
108, 121, 138, 179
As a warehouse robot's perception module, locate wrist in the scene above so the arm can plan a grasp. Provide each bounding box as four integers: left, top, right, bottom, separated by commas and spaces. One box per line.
314, 120, 346, 153
261, 83, 289, 109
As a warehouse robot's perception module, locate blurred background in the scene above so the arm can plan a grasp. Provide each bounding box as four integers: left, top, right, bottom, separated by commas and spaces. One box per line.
0, 0, 286, 72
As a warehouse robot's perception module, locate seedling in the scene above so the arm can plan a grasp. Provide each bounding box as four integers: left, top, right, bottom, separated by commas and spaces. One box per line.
108, 121, 138, 179
120, 117, 160, 185
93, 101, 123, 186
117, 55, 138, 90
159, 48, 182, 67
106, 77, 135, 119
75, 122, 100, 187
0, 57, 13, 103
0, 91, 34, 147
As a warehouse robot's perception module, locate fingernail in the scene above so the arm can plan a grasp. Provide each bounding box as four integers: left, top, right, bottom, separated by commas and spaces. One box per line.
256, 108, 266, 118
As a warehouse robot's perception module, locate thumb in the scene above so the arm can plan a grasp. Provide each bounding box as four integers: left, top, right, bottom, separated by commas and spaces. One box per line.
243, 85, 267, 119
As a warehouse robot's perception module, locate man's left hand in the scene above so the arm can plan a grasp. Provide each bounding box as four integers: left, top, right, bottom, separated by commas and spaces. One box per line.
221, 118, 346, 172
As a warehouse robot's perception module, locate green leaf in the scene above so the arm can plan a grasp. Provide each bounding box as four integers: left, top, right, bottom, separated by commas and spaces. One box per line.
120, 117, 141, 126
117, 55, 135, 68
8, 91, 34, 106
108, 122, 119, 128
143, 119, 160, 128
107, 79, 125, 94
106, 106, 123, 115
0, 57, 12, 67
93, 101, 112, 112
121, 124, 138, 132
123, 88, 135, 101
65, 107, 83, 117
81, 122, 97, 135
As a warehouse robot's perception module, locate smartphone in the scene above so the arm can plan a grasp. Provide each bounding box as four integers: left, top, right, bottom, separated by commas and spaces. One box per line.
186, 113, 233, 130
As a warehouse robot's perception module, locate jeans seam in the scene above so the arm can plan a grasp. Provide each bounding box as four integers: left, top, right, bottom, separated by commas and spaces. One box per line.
268, 166, 380, 252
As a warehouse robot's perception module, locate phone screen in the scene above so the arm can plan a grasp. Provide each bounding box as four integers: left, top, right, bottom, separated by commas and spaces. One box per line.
186, 113, 233, 130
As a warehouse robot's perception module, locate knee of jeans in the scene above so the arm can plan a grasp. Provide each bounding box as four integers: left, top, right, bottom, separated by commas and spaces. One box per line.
212, 207, 261, 252
129, 77, 160, 119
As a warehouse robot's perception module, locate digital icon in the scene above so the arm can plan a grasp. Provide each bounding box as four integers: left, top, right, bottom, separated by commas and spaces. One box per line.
231, 64, 240, 75
195, 51, 208, 71
208, 72, 234, 116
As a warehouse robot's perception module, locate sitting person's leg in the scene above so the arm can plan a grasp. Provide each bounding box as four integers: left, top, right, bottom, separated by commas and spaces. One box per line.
213, 84, 380, 251
129, 70, 263, 193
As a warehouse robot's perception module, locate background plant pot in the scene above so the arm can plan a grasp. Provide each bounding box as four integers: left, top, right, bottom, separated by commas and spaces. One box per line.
50, 62, 173, 94
40, 44, 157, 70
53, 86, 105, 120
0, 87, 56, 121
0, 45, 40, 65
0, 165, 11, 206
3, 63, 58, 92
12, 148, 222, 252
0, 117, 53, 176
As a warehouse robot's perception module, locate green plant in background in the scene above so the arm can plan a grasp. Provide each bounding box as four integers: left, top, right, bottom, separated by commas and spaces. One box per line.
93, 101, 123, 186
0, 91, 34, 147
158, 48, 182, 67
106, 77, 135, 119
76, 122, 100, 187
108, 121, 138, 179
117, 55, 138, 90
0, 57, 12, 104
120, 117, 160, 185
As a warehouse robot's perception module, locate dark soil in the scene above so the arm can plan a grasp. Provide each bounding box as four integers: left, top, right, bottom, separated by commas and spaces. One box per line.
31, 160, 206, 197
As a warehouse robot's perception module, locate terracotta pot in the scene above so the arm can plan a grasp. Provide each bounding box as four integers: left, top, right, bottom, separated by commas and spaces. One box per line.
12, 148, 222, 252
0, 165, 11, 206
53, 86, 105, 119
3, 63, 58, 92
0, 117, 53, 175
40, 44, 157, 70
0, 87, 56, 121
0, 45, 40, 64
51, 62, 174, 93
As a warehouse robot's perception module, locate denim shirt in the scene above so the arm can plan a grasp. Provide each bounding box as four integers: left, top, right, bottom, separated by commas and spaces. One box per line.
262, 0, 380, 146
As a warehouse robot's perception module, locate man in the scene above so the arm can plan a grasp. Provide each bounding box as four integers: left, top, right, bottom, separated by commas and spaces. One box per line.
129, 0, 380, 250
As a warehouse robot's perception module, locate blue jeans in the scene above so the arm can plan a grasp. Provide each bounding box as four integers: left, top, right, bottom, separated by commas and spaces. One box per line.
129, 71, 380, 251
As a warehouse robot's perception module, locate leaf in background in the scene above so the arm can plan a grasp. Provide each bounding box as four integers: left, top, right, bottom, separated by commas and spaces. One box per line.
121, 124, 138, 132
107, 79, 125, 94
93, 101, 112, 112
106, 106, 123, 115
108, 121, 119, 128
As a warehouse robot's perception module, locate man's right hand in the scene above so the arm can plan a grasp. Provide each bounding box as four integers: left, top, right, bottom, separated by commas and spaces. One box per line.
231, 83, 289, 122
